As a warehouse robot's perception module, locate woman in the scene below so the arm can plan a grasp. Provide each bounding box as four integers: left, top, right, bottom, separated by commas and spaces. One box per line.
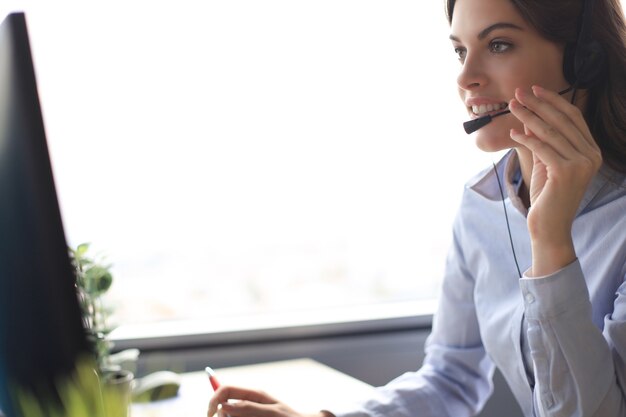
208, 0, 626, 415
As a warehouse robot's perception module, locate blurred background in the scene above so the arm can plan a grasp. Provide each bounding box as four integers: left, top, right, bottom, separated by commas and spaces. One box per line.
4, 0, 498, 335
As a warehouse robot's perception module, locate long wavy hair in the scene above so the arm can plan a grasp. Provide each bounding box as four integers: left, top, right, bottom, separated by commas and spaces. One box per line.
446, 0, 626, 174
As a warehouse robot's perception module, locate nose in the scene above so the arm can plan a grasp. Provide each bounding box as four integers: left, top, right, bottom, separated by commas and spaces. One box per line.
456, 52, 488, 92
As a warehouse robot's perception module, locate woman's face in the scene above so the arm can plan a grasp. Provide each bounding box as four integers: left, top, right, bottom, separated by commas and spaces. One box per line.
450, 0, 570, 151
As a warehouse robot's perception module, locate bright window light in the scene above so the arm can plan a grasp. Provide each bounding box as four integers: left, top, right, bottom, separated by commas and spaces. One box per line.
8, 1, 501, 329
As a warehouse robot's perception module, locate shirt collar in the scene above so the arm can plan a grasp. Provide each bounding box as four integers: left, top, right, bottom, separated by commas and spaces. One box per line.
468, 149, 519, 201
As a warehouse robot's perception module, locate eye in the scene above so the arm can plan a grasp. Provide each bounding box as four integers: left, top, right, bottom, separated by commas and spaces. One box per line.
489, 40, 512, 54
454, 46, 467, 62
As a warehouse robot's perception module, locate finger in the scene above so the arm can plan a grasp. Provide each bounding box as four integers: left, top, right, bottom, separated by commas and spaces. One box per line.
513, 88, 590, 155
214, 386, 277, 405
517, 87, 603, 172
509, 97, 578, 159
531, 85, 597, 150
531, 85, 603, 169
208, 401, 220, 417
515, 87, 597, 157
509, 127, 563, 168
222, 400, 280, 417
209, 387, 277, 417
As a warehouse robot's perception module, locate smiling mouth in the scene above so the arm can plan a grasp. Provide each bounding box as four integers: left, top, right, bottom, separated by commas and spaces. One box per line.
470, 102, 509, 117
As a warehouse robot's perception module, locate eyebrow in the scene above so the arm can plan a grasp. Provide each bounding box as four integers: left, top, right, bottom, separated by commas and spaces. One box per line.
449, 22, 524, 42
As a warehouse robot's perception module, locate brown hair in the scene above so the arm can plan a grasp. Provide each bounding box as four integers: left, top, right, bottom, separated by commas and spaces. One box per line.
446, 0, 626, 174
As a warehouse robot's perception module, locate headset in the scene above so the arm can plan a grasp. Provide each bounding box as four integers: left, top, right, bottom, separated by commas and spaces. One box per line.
563, 0, 607, 90
463, 0, 607, 134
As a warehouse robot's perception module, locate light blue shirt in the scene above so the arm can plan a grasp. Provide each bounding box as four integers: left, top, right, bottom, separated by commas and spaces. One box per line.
331, 151, 626, 417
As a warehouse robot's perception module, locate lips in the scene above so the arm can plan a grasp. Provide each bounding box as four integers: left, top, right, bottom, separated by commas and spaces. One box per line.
471, 102, 508, 116
464, 96, 510, 119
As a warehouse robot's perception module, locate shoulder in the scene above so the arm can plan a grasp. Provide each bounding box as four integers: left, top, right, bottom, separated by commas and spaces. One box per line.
581, 166, 626, 215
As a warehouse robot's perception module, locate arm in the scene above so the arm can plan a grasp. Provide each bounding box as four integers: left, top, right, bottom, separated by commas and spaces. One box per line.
519, 262, 626, 416
509, 85, 626, 415
330, 223, 495, 417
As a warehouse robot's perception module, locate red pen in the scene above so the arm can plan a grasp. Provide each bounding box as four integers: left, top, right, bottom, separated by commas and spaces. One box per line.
205, 366, 221, 391
206, 366, 232, 417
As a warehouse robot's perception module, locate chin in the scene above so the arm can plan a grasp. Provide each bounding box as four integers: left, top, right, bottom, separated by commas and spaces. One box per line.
474, 131, 513, 152
471, 117, 518, 152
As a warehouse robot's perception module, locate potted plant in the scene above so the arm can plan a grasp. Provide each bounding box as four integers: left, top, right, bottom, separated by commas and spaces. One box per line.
69, 243, 137, 416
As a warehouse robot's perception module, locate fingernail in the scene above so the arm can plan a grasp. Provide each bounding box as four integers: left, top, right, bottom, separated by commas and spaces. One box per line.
532, 85, 543, 95
509, 128, 522, 140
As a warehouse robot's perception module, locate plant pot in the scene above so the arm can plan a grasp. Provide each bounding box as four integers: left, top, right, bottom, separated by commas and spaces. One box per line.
102, 369, 134, 417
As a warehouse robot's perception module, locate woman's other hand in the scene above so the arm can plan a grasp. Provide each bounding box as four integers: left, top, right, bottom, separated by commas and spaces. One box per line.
508, 85, 603, 277
208, 385, 331, 417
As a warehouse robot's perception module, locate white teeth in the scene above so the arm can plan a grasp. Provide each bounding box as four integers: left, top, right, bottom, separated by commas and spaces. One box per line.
471, 102, 508, 115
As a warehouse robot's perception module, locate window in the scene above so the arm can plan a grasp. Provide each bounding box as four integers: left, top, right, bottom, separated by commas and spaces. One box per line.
16, 1, 500, 335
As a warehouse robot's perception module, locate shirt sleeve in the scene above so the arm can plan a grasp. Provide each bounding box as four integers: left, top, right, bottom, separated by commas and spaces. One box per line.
519, 260, 626, 417
328, 218, 495, 417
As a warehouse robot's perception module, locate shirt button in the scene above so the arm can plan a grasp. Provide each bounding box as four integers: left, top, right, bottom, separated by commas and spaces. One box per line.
544, 396, 554, 408
525, 292, 535, 304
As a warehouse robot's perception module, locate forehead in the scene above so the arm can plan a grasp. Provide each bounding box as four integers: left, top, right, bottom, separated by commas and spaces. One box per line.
450, 0, 528, 36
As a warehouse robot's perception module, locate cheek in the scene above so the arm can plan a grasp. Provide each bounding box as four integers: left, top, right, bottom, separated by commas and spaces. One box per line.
494, 53, 565, 92
487, 51, 549, 89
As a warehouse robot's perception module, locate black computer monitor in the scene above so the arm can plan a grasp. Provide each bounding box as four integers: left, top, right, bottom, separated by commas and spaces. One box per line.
0, 12, 90, 416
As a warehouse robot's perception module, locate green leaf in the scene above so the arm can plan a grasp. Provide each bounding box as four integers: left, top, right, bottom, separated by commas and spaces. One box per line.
84, 266, 113, 294
76, 243, 90, 257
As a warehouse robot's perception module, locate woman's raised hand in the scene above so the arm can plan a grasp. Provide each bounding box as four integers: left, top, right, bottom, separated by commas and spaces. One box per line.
508, 85, 602, 277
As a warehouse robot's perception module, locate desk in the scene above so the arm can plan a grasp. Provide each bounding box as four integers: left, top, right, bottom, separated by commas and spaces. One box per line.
132, 359, 374, 417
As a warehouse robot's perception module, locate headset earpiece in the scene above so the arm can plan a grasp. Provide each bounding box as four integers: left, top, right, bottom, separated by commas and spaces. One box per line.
562, 0, 608, 89
563, 39, 607, 88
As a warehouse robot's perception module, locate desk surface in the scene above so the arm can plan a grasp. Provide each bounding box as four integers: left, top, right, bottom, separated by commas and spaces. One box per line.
132, 358, 374, 417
